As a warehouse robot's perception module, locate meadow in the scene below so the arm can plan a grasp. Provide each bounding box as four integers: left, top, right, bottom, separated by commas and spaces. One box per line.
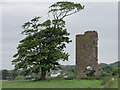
1, 77, 119, 88
108, 78, 119, 88
2, 79, 102, 88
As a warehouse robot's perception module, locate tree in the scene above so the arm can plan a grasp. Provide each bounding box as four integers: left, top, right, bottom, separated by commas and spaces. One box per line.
112, 67, 120, 76
12, 1, 84, 80
1, 69, 10, 80
9, 70, 21, 80
102, 65, 113, 73
100, 69, 110, 76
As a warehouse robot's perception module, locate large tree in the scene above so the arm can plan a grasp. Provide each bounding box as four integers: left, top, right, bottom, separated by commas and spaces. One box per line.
12, 1, 84, 80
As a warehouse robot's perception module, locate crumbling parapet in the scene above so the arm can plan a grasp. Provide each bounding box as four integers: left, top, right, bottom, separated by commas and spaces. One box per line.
76, 31, 100, 78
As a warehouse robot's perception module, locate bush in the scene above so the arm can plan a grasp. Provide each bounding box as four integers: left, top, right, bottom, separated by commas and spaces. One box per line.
32, 76, 40, 80
112, 67, 120, 76
24, 76, 33, 80
15, 76, 25, 80
101, 71, 111, 76
80, 76, 103, 80
52, 75, 64, 80
64, 75, 76, 80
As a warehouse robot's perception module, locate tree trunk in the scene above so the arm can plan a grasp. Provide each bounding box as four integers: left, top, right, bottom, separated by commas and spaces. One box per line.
39, 68, 46, 80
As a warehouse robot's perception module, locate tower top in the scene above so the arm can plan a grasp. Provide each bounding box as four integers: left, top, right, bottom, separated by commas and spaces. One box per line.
76, 31, 98, 37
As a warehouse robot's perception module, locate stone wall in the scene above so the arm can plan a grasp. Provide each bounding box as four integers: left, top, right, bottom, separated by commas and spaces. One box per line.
76, 31, 100, 78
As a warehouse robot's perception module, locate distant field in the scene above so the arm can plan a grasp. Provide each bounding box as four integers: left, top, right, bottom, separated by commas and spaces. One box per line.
2, 79, 102, 88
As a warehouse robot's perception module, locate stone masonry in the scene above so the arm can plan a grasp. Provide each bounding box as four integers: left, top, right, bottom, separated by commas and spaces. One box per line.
76, 31, 100, 78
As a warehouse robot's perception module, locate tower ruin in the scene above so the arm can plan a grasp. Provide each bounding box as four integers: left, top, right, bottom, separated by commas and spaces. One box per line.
76, 31, 100, 78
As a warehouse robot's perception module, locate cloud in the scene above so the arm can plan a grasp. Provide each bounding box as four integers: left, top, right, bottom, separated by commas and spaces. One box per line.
0, 3, 2, 70
1, 0, 119, 2
2, 2, 118, 69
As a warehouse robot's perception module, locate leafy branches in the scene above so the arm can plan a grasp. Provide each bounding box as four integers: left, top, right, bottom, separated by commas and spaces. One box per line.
12, 1, 84, 80
49, 1, 84, 19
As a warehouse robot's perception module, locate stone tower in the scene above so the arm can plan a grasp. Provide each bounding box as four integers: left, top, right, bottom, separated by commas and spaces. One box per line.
76, 31, 100, 78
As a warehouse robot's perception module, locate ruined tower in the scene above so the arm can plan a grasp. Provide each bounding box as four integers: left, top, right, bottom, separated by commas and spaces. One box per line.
76, 31, 100, 78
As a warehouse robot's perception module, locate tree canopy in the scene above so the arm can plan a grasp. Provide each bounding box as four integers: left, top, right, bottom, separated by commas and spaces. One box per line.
12, 1, 84, 80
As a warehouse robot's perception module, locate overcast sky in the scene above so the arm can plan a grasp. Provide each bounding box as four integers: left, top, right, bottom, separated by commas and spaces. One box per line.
1, 0, 118, 70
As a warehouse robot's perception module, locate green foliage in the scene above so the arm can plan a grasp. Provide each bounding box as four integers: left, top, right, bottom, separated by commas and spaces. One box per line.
49, 1, 84, 19
12, 1, 84, 80
15, 76, 25, 80
61, 65, 75, 73
24, 76, 33, 80
80, 76, 103, 80
1, 69, 10, 80
109, 61, 120, 68
99, 63, 109, 68
101, 70, 111, 76
100, 62, 120, 76
9, 70, 22, 80
99, 61, 120, 76
0, 70, 23, 80
0, 71, 1, 80
52, 75, 64, 80
112, 67, 120, 76
64, 75, 76, 80
101, 65, 113, 73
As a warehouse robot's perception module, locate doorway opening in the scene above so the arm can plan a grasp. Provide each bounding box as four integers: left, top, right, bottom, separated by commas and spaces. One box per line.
85, 66, 96, 76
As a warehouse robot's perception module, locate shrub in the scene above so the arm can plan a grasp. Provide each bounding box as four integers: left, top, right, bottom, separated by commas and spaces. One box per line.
64, 75, 76, 80
80, 76, 103, 80
32, 76, 40, 80
101, 71, 111, 76
24, 76, 33, 80
112, 67, 120, 76
15, 76, 25, 80
64, 73, 76, 80
52, 75, 64, 80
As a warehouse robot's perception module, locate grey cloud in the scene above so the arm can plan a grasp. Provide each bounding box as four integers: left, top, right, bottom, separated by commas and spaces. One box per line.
2, 2, 118, 69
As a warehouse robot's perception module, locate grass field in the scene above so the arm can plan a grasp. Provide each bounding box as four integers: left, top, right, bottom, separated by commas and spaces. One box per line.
108, 78, 119, 88
1, 77, 119, 88
2, 79, 102, 88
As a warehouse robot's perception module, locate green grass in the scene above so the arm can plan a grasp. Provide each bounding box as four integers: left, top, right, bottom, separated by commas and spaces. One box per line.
101, 77, 119, 88
108, 78, 119, 88
2, 79, 102, 88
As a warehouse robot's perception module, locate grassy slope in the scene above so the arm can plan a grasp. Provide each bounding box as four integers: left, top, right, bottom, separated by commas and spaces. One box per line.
2, 79, 102, 88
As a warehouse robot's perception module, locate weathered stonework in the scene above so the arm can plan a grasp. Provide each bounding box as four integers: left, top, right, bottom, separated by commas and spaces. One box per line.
76, 31, 100, 78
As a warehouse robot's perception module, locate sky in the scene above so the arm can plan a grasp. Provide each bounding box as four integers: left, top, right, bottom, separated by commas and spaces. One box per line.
1, 0, 118, 70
